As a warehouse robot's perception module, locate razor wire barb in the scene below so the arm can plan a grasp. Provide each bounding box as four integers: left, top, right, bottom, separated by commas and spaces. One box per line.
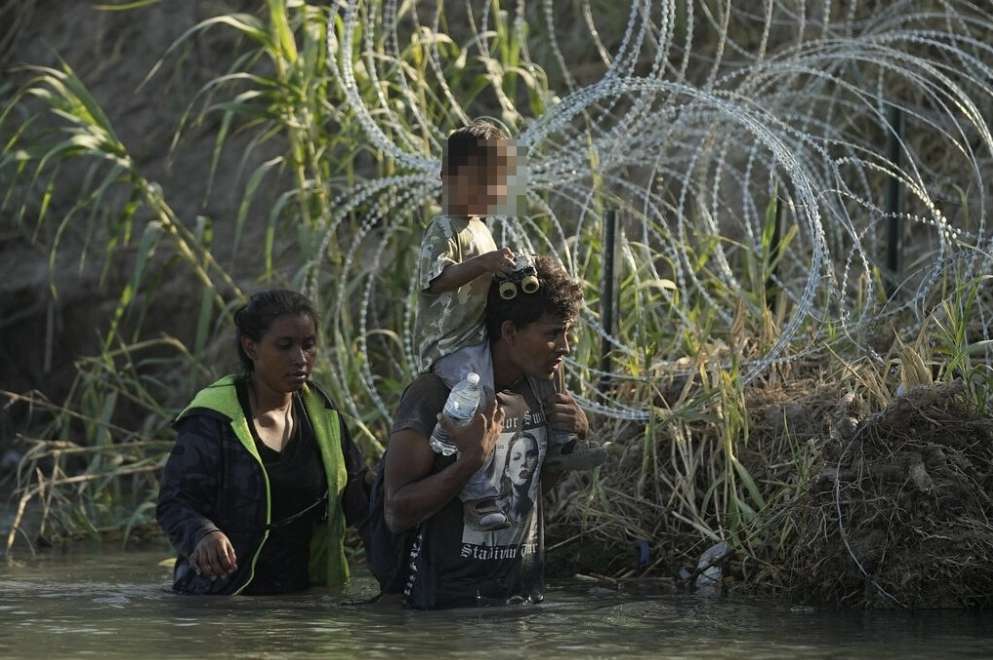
312, 0, 993, 425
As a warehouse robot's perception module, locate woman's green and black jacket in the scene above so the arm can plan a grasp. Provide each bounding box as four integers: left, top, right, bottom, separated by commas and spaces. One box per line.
156, 375, 370, 595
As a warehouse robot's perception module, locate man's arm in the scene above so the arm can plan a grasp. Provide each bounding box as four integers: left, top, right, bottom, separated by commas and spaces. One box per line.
384, 400, 504, 533
383, 430, 479, 532
544, 392, 589, 439
541, 387, 594, 492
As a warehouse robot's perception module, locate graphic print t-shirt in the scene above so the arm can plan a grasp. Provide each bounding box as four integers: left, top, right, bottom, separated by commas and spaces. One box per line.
390, 372, 550, 609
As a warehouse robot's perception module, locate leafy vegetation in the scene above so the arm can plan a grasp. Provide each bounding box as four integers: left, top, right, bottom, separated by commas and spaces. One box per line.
2, 0, 992, 606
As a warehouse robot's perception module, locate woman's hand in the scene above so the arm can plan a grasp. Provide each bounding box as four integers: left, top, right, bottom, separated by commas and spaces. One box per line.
190, 530, 238, 578
545, 392, 589, 438
439, 398, 505, 471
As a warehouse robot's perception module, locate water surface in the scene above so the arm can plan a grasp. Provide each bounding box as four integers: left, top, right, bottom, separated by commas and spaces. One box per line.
2, 545, 992, 658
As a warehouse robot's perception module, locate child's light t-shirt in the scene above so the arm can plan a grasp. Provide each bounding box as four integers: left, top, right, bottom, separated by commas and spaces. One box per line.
414, 215, 497, 372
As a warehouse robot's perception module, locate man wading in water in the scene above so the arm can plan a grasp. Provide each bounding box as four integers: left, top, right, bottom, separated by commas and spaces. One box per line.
382, 255, 590, 609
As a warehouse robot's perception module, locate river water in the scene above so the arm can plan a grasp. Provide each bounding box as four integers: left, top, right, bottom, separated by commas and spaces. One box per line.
2, 545, 993, 659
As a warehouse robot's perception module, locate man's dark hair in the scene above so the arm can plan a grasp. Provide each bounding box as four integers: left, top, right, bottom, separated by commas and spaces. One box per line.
233, 289, 319, 372
485, 255, 582, 340
442, 119, 510, 177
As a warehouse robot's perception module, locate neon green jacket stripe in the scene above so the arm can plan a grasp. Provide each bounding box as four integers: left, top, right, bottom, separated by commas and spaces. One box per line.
179, 375, 349, 591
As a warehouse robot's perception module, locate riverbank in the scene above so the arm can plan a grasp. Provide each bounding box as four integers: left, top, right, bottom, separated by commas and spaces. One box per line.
541, 373, 993, 608
6, 375, 991, 609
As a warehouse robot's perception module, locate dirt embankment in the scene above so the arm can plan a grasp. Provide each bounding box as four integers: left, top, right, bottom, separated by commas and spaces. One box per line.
745, 381, 993, 608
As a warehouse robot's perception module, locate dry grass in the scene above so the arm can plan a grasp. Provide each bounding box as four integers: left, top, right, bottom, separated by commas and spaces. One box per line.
546, 341, 993, 608
757, 382, 993, 607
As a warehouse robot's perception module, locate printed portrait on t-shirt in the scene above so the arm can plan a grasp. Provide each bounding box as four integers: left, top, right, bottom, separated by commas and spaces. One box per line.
498, 431, 540, 523
460, 406, 546, 549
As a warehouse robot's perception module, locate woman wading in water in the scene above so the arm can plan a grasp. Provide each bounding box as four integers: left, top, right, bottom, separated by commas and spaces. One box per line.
157, 290, 370, 595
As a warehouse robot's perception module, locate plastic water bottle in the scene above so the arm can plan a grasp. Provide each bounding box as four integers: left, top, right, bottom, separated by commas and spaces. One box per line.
429, 372, 482, 456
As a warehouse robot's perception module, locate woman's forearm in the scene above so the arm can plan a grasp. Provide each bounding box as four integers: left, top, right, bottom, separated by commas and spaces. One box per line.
156, 493, 221, 557
157, 418, 224, 556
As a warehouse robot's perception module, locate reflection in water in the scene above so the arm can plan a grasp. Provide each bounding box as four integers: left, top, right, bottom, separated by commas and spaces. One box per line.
2, 546, 993, 658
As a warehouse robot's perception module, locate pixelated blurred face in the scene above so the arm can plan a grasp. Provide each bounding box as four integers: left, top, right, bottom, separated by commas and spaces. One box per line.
444, 138, 517, 217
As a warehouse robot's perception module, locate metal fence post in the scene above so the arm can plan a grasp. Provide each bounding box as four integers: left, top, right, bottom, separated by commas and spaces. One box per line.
886, 103, 904, 298
599, 208, 617, 392
765, 192, 782, 310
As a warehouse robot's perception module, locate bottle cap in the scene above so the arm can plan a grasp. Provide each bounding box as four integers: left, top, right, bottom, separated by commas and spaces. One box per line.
465, 372, 480, 386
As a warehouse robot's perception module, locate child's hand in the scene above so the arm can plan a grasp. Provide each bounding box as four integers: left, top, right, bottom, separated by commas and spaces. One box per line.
479, 247, 516, 274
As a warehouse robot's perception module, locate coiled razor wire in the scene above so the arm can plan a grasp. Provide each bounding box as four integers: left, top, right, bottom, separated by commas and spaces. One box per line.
309, 1, 993, 426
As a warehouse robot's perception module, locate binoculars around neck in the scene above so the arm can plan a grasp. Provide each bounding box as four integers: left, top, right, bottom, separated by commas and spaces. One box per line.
496, 254, 540, 300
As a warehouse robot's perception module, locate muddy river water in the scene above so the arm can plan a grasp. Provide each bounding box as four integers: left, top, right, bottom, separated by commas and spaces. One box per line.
2, 545, 993, 658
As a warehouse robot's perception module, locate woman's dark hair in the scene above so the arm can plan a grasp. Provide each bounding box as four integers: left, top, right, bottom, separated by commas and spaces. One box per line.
234, 289, 319, 372
485, 255, 583, 340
